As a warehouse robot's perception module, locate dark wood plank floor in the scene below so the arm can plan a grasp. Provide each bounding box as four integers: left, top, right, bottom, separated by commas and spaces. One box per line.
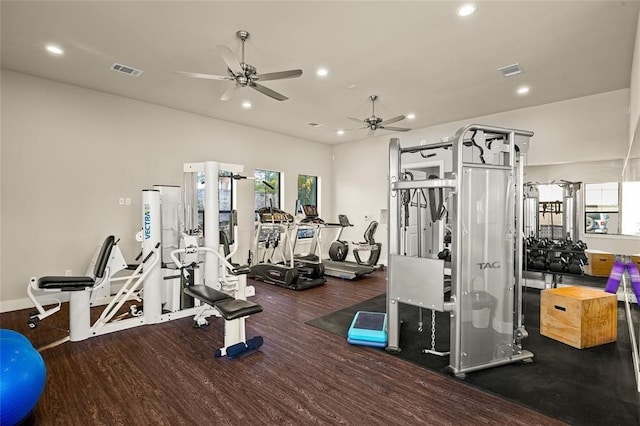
1, 271, 565, 425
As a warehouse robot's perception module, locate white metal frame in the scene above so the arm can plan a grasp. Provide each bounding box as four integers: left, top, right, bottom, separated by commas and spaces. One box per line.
27, 161, 256, 356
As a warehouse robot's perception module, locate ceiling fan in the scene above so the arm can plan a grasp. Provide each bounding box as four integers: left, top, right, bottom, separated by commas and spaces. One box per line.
177, 30, 302, 102
348, 95, 411, 136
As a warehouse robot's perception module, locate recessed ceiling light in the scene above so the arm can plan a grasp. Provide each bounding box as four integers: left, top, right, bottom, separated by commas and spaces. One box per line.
337, 130, 345, 135
407, 113, 416, 120
242, 100, 252, 109
316, 68, 328, 77
45, 44, 64, 55
457, 3, 478, 17
347, 84, 357, 89
517, 86, 530, 95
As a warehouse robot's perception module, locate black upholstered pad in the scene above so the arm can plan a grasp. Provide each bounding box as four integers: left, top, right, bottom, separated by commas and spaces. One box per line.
38, 276, 96, 291
230, 265, 251, 275
214, 299, 263, 321
184, 285, 233, 305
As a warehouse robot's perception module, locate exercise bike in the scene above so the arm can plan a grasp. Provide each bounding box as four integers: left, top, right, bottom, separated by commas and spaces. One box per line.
330, 215, 383, 270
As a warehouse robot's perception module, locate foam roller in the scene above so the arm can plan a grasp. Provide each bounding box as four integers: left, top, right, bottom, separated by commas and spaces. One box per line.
605, 260, 626, 293
246, 336, 264, 350
626, 262, 640, 303
225, 342, 248, 359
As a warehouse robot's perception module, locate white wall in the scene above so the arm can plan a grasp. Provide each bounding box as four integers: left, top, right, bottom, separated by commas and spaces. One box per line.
627, 8, 640, 175
332, 89, 639, 264
0, 71, 333, 309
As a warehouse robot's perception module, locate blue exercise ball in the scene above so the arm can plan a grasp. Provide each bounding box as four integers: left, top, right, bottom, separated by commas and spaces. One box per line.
0, 329, 31, 346
0, 335, 46, 426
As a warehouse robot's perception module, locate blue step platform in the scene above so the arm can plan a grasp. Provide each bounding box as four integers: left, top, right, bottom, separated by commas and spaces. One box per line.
347, 311, 387, 348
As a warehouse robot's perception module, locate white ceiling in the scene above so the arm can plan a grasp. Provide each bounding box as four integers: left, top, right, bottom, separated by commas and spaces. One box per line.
1, 1, 638, 145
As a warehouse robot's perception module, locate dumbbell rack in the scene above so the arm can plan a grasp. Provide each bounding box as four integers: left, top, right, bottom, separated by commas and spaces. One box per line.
525, 240, 588, 288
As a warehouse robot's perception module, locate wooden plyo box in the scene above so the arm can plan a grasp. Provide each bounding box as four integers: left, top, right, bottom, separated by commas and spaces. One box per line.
540, 286, 617, 349
584, 250, 615, 277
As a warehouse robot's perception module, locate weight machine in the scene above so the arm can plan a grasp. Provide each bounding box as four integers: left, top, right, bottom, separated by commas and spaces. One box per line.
27, 161, 262, 357
523, 181, 581, 241
387, 124, 534, 376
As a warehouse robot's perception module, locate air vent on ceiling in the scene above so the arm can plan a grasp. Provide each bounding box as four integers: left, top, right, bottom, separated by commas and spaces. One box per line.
307, 122, 322, 127
497, 63, 523, 78
111, 63, 144, 77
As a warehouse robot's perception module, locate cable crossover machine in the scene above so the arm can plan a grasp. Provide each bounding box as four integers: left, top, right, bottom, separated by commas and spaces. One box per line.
387, 124, 534, 377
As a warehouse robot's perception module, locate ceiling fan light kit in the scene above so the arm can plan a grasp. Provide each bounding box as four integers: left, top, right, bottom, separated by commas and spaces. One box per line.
347, 95, 412, 137
178, 30, 303, 102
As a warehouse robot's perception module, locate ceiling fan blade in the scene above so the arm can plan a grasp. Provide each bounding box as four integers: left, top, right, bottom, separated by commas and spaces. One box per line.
380, 126, 411, 132
217, 45, 244, 75
348, 117, 364, 124
176, 71, 234, 81
367, 128, 375, 137
255, 69, 303, 81
379, 115, 406, 126
220, 85, 240, 101
344, 126, 368, 132
250, 82, 288, 101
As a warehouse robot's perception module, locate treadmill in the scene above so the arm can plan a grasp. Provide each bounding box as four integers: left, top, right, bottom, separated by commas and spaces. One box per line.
250, 207, 325, 290
301, 206, 375, 280
323, 257, 375, 280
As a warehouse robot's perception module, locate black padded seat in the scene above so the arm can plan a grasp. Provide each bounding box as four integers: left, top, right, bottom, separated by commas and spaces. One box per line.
37, 235, 116, 292
183, 285, 263, 321
214, 299, 263, 321
230, 265, 251, 275
183, 285, 233, 305
38, 276, 96, 291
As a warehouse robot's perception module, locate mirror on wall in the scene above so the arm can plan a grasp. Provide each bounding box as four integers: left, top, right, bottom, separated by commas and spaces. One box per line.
524, 159, 639, 239
523, 182, 580, 242
621, 181, 640, 236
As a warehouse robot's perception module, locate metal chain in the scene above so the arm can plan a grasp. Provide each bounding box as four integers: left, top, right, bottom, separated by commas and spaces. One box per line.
430, 309, 436, 351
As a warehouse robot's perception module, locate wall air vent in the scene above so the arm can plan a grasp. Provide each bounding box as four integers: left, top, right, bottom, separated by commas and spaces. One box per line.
497, 63, 523, 78
111, 63, 144, 77
307, 122, 322, 127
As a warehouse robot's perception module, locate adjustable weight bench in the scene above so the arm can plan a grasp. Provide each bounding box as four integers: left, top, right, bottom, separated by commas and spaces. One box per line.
183, 284, 264, 358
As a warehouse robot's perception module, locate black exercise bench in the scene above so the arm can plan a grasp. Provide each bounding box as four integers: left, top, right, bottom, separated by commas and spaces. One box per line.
183, 285, 263, 321
183, 280, 264, 358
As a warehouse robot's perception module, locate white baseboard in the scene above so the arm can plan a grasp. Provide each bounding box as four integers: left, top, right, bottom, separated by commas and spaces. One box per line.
0, 294, 70, 313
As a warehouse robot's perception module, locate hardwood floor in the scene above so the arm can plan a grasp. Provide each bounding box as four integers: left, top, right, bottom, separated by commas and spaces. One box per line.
1, 271, 565, 425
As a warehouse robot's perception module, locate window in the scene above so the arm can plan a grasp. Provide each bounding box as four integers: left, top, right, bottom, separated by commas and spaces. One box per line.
196, 170, 234, 242
254, 169, 281, 212
297, 174, 318, 214
584, 182, 619, 234
218, 171, 233, 241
